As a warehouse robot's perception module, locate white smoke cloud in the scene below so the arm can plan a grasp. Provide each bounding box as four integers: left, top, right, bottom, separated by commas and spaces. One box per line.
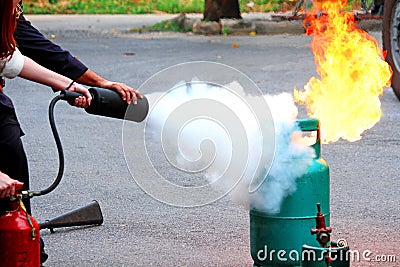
144, 80, 315, 213
249, 93, 315, 213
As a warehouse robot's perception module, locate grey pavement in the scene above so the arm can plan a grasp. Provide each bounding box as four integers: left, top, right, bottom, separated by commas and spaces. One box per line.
6, 13, 398, 267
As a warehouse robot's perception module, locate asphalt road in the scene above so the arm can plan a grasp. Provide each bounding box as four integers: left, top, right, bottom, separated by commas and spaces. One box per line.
4, 15, 398, 266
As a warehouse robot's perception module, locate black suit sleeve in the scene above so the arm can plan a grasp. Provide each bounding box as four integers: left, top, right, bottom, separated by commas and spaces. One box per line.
14, 14, 88, 81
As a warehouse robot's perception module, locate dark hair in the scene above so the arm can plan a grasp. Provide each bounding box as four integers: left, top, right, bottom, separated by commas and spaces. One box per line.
0, 0, 17, 58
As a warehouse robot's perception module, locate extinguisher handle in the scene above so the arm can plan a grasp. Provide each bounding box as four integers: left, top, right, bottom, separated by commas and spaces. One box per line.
13, 183, 32, 199
60, 90, 85, 102
15, 183, 24, 192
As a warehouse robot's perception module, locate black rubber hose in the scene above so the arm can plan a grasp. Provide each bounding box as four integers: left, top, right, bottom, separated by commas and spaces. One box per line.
30, 94, 65, 196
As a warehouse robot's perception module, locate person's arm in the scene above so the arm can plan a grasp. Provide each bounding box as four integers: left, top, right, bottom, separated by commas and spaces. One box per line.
19, 56, 92, 108
14, 14, 88, 81
76, 69, 142, 104
15, 14, 142, 104
1, 49, 91, 108
0, 171, 23, 198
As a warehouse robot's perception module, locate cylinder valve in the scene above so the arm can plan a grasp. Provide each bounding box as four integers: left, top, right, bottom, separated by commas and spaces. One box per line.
311, 203, 332, 248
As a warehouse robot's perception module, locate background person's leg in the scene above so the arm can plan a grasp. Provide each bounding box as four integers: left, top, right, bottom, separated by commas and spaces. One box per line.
0, 107, 48, 264
0, 108, 30, 215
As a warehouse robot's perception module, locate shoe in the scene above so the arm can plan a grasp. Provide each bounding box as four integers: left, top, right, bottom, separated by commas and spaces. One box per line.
40, 237, 49, 265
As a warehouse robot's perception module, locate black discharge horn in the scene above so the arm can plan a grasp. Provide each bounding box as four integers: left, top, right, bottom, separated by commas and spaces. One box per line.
61, 87, 149, 122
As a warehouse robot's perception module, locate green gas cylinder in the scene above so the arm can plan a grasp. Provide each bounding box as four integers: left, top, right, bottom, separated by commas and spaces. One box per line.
250, 118, 330, 267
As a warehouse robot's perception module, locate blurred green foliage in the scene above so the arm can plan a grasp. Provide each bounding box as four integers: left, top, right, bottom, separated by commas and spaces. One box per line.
23, 0, 359, 14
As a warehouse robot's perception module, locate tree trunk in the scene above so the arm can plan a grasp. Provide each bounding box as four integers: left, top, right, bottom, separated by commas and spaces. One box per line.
203, 0, 242, 22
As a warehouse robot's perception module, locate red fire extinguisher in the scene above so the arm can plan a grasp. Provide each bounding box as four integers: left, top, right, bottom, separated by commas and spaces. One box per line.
0, 189, 40, 267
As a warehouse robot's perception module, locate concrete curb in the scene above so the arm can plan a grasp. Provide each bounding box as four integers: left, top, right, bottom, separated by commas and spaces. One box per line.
188, 13, 383, 35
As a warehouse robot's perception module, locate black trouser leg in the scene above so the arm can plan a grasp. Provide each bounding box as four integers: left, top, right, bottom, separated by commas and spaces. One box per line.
0, 108, 30, 215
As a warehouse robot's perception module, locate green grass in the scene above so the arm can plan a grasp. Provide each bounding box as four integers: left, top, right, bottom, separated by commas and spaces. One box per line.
23, 0, 204, 14
23, 0, 360, 14
135, 20, 189, 32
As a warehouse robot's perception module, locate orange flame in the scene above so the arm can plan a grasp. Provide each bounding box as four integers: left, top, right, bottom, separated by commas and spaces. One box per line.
294, 0, 392, 143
